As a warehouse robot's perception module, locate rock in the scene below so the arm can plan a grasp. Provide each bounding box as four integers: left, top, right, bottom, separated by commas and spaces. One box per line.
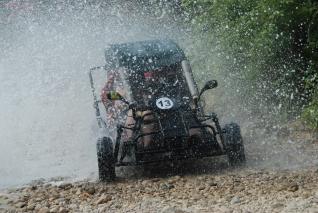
140, 197, 157, 209
83, 185, 95, 195
15, 201, 27, 208
278, 185, 288, 191
79, 205, 93, 212
75, 189, 81, 195
20, 194, 30, 202
26, 203, 36, 211
0, 195, 8, 200
184, 183, 193, 189
225, 195, 234, 202
49, 177, 65, 182
114, 203, 122, 208
35, 197, 44, 202
151, 178, 161, 182
217, 206, 233, 213
34, 203, 42, 211
30, 178, 45, 186
198, 186, 205, 190
49, 206, 59, 213
38, 207, 50, 213
173, 176, 181, 181
97, 205, 109, 212
272, 203, 284, 208
160, 183, 174, 190
58, 183, 72, 190
192, 194, 201, 201
208, 182, 218, 187
68, 204, 78, 209
95, 195, 112, 205
80, 192, 92, 200
58, 207, 69, 213
44, 183, 52, 188
288, 183, 299, 192
168, 179, 177, 184
141, 180, 150, 185
230, 196, 241, 204
50, 192, 60, 201
30, 185, 38, 191
161, 206, 188, 213
302, 192, 311, 199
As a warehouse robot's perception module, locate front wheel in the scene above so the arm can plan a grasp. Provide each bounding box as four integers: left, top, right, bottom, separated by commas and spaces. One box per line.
223, 123, 246, 166
96, 137, 116, 181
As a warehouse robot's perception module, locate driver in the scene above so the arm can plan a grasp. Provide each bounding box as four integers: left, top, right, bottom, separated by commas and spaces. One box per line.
101, 68, 157, 148
101, 66, 202, 148
101, 70, 123, 126
101, 69, 134, 142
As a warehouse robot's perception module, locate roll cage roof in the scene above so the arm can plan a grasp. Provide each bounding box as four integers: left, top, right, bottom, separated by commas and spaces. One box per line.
104, 39, 186, 72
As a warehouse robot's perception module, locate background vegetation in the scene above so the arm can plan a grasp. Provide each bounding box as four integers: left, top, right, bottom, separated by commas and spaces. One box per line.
182, 0, 318, 128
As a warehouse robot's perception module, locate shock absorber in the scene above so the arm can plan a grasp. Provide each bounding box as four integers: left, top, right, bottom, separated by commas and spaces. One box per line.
181, 60, 199, 107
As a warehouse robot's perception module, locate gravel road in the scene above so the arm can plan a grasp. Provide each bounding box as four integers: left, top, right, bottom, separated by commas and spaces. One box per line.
1, 121, 318, 213
1, 167, 318, 213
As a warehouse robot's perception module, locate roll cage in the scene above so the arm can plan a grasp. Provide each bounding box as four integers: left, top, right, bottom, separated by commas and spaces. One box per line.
89, 40, 225, 166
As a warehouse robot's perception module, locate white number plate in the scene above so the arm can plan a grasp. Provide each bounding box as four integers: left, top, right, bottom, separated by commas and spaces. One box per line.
156, 97, 174, 109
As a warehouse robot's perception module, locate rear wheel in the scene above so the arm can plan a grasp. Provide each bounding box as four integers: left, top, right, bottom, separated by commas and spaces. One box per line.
223, 123, 246, 166
96, 137, 115, 181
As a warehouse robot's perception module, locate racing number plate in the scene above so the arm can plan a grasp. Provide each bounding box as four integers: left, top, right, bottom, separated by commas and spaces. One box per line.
156, 97, 174, 109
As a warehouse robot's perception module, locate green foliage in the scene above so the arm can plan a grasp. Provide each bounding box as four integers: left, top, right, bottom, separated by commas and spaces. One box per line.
303, 94, 318, 129
182, 0, 318, 122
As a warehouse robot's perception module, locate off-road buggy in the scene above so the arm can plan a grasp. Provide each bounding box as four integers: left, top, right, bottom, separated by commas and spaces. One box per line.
89, 39, 246, 181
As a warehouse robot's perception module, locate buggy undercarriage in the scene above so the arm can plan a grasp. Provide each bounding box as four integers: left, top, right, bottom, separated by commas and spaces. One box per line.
114, 111, 225, 167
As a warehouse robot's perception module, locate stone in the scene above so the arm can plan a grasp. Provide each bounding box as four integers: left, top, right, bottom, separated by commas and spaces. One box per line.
26, 204, 36, 211
95, 195, 112, 205
80, 192, 91, 200
69, 204, 78, 209
160, 183, 174, 190
15, 202, 27, 208
58, 183, 72, 190
36, 196, 45, 202
44, 183, 52, 188
272, 203, 284, 208
75, 189, 81, 195
49, 206, 59, 213
38, 207, 50, 213
161, 206, 188, 213
141, 180, 151, 186
151, 178, 161, 182
58, 207, 69, 213
230, 196, 241, 204
114, 203, 122, 208
217, 206, 233, 213
198, 186, 205, 190
83, 185, 96, 195
30, 178, 45, 186
288, 184, 299, 192
168, 179, 177, 184
208, 182, 218, 187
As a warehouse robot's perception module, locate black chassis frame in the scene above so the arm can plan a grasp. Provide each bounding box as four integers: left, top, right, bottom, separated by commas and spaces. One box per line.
114, 108, 226, 167
89, 65, 226, 167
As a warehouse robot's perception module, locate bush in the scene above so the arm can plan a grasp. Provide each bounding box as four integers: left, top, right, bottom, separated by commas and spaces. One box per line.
182, 0, 318, 123
303, 93, 318, 129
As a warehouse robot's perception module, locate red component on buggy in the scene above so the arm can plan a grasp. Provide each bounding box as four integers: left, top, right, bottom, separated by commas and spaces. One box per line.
144, 71, 154, 79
